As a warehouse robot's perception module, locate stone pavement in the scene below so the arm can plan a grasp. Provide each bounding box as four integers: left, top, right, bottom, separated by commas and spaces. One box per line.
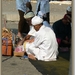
2, 52, 70, 75
2, 0, 71, 75
2, 56, 43, 75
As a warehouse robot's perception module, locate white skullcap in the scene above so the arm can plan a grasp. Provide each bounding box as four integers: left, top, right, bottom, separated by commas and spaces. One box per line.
32, 16, 43, 25
24, 12, 35, 19
66, 6, 71, 12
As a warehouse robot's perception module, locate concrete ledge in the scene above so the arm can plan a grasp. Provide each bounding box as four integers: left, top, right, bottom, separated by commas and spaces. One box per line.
31, 1, 71, 5
50, 1, 71, 5
2, 12, 63, 23
2, 12, 19, 21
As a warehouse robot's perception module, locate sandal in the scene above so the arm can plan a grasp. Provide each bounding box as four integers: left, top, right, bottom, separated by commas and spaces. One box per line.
20, 55, 28, 60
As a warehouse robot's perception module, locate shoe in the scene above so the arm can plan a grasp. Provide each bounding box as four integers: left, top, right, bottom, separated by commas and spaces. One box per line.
23, 55, 28, 59
20, 55, 28, 60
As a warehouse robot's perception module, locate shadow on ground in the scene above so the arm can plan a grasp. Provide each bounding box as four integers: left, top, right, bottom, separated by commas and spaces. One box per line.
2, 56, 13, 62
29, 51, 70, 75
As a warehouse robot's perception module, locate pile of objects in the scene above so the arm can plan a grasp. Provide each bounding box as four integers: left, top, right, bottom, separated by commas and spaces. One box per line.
2, 27, 13, 56
2, 27, 12, 40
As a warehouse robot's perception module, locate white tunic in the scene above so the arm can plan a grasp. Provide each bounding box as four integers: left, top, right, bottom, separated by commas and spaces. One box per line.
28, 21, 52, 37
35, 0, 50, 15
28, 26, 36, 37
16, 0, 30, 13
26, 25, 58, 61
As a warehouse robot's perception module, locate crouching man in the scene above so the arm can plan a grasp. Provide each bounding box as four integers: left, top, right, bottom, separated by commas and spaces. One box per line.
23, 16, 58, 61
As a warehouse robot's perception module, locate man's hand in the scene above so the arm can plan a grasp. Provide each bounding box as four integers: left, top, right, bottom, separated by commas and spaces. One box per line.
62, 40, 70, 45
25, 35, 31, 40
26, 38, 34, 43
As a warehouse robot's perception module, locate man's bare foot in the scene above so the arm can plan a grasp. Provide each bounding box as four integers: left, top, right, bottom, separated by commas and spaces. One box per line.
28, 54, 36, 60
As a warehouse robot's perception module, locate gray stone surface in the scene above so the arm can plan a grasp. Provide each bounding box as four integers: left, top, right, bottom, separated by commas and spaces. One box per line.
2, 56, 42, 75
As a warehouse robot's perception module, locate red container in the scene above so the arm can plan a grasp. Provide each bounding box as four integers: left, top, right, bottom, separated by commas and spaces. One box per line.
2, 38, 13, 56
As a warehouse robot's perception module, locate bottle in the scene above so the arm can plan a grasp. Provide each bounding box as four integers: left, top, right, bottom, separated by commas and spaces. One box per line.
11, 29, 15, 50
13, 33, 16, 50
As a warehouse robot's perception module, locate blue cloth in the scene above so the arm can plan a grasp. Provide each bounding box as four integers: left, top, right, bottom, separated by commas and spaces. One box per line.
16, 0, 30, 13
23, 55, 28, 59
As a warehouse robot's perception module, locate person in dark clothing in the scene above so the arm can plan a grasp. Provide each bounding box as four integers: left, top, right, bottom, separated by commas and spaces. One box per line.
16, 0, 32, 38
52, 14, 71, 51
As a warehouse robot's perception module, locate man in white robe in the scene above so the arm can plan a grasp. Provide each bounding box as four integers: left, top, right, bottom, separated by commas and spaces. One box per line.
23, 16, 58, 61
23, 11, 52, 41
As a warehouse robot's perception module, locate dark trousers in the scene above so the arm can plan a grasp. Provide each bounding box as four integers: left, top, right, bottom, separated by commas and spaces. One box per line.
18, 10, 30, 34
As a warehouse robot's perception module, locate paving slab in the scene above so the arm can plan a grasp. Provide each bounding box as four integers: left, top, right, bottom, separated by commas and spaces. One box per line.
2, 56, 42, 75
